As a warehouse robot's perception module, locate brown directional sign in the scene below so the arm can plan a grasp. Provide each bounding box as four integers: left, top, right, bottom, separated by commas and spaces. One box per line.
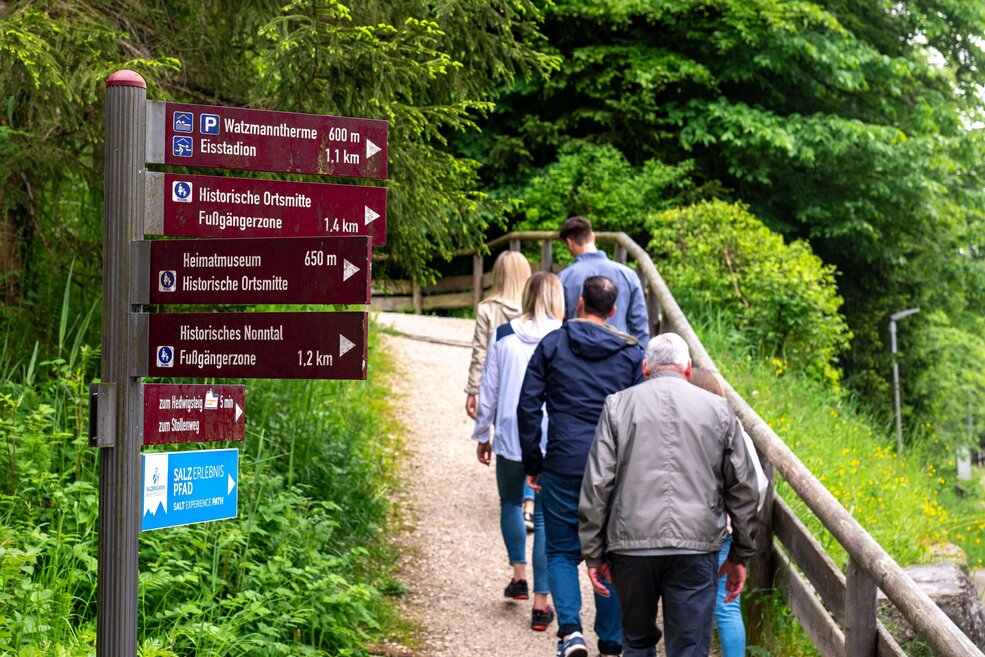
146, 101, 387, 179
145, 172, 387, 246
143, 384, 246, 445
140, 236, 371, 305
145, 311, 367, 380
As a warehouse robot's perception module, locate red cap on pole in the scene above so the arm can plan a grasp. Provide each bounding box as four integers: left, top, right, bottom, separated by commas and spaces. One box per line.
106, 70, 146, 88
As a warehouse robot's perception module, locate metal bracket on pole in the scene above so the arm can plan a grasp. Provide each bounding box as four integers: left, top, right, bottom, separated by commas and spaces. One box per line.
88, 383, 117, 448
130, 241, 151, 305
130, 313, 149, 378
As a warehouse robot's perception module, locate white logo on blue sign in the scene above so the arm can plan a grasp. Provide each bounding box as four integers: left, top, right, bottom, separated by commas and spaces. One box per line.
172, 136, 193, 158
156, 346, 174, 368
159, 271, 176, 292
200, 113, 220, 135
172, 180, 193, 202
173, 112, 193, 133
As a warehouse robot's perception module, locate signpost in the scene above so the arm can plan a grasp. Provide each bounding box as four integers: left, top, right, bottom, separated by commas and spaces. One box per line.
147, 101, 388, 178
145, 311, 367, 379
141, 448, 238, 531
137, 235, 371, 305
143, 384, 246, 445
97, 71, 386, 657
145, 172, 387, 245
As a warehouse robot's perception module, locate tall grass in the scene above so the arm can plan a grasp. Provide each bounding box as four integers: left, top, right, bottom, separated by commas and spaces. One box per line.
694, 310, 985, 656
0, 269, 404, 656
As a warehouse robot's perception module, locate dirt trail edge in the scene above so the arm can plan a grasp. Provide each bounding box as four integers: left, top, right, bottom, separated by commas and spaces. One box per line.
377, 312, 605, 657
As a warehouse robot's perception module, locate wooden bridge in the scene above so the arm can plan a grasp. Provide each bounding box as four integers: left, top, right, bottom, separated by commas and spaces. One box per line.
373, 231, 984, 657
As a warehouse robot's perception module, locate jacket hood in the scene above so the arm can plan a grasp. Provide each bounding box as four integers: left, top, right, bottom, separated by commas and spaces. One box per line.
565, 319, 639, 360
511, 317, 563, 344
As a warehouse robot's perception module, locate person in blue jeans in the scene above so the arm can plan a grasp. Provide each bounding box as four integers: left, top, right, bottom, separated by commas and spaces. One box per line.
474, 272, 565, 631
519, 275, 645, 657
688, 367, 768, 657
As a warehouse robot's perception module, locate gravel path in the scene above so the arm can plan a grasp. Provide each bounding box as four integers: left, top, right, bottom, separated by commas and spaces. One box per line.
376, 311, 610, 657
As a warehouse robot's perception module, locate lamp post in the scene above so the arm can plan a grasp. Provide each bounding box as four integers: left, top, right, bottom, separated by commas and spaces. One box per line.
890, 307, 920, 455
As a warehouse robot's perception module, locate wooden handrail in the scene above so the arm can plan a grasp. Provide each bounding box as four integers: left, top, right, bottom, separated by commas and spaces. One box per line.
409, 230, 983, 657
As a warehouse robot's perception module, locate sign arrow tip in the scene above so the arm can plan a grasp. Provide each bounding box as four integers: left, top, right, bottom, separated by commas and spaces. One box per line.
340, 334, 356, 357
366, 139, 381, 159
364, 206, 380, 225
228, 474, 236, 495
235, 403, 243, 422
343, 259, 360, 282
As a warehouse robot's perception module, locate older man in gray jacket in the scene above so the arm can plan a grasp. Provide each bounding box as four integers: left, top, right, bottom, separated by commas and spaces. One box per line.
578, 333, 759, 657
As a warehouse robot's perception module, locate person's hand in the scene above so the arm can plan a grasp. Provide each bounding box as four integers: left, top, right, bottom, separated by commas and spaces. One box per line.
587, 563, 612, 597
465, 394, 478, 419
476, 441, 491, 465
717, 559, 746, 603
527, 473, 541, 493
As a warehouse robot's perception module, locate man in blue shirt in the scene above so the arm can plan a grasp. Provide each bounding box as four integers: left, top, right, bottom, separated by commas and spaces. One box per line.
558, 216, 650, 348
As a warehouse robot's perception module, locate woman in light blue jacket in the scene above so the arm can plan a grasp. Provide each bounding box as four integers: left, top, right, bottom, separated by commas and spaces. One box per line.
473, 271, 564, 632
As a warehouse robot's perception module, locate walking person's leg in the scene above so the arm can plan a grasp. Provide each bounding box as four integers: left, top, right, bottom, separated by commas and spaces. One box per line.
660, 553, 719, 657
714, 536, 746, 657
609, 553, 660, 657
523, 480, 536, 531
530, 491, 555, 631
495, 456, 530, 598
541, 471, 588, 655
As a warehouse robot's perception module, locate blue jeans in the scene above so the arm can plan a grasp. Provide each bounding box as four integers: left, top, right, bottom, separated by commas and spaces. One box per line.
541, 470, 622, 655
715, 535, 745, 657
496, 457, 547, 594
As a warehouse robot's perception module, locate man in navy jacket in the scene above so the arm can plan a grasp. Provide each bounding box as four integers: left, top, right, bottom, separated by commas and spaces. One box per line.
518, 275, 645, 657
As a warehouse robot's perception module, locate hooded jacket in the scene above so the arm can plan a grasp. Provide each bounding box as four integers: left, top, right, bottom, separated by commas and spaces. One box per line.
472, 316, 563, 461
518, 319, 645, 478
578, 371, 760, 566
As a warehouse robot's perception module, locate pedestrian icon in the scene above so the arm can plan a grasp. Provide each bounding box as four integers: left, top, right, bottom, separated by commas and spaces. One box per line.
172, 180, 193, 203
173, 112, 193, 133
159, 271, 176, 292
172, 136, 193, 158
156, 346, 175, 368
200, 114, 220, 135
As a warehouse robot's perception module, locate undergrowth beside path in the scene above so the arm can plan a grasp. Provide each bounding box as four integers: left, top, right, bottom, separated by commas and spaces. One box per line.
0, 315, 405, 656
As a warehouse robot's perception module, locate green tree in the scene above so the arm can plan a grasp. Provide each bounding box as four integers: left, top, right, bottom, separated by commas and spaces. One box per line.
469, 0, 985, 436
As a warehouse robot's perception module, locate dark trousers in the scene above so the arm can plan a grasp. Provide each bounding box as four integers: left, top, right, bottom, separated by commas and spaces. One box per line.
609, 552, 719, 657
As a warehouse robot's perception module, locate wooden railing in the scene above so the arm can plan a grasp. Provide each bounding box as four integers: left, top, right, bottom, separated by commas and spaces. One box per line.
373, 231, 984, 657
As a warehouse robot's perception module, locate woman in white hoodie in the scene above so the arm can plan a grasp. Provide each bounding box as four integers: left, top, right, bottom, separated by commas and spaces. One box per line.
473, 271, 564, 632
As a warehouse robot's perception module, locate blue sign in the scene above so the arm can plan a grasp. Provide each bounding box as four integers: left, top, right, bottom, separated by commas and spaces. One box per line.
155, 345, 174, 368
172, 180, 192, 203
142, 448, 238, 531
172, 136, 193, 157
173, 111, 193, 133
158, 270, 176, 292
200, 113, 220, 134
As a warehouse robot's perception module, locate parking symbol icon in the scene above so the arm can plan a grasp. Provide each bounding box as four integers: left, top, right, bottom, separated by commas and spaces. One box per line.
200, 114, 220, 135
156, 346, 175, 368
159, 271, 177, 292
172, 180, 193, 203
173, 112, 193, 133
172, 136, 193, 158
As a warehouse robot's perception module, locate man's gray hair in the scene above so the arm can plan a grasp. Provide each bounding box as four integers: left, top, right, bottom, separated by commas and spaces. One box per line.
646, 332, 691, 368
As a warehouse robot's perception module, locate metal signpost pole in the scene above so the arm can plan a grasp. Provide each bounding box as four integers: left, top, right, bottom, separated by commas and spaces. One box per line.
98, 70, 147, 657
890, 307, 919, 455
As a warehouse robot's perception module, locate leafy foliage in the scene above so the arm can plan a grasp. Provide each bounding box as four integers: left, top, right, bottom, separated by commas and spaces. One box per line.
649, 201, 851, 383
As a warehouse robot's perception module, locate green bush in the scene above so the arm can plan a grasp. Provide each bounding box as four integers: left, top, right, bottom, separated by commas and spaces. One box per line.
649, 200, 851, 383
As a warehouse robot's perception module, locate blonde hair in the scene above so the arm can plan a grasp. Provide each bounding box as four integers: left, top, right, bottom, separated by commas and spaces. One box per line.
486, 251, 531, 305
689, 366, 725, 397
521, 272, 564, 327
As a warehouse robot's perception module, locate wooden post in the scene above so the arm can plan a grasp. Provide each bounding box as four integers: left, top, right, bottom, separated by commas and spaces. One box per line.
509, 239, 520, 252
412, 281, 423, 315
746, 459, 776, 647
844, 557, 878, 657
541, 240, 553, 273
472, 254, 483, 311
614, 244, 627, 264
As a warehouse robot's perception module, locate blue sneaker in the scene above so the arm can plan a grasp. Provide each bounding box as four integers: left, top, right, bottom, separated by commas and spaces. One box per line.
556, 632, 588, 657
